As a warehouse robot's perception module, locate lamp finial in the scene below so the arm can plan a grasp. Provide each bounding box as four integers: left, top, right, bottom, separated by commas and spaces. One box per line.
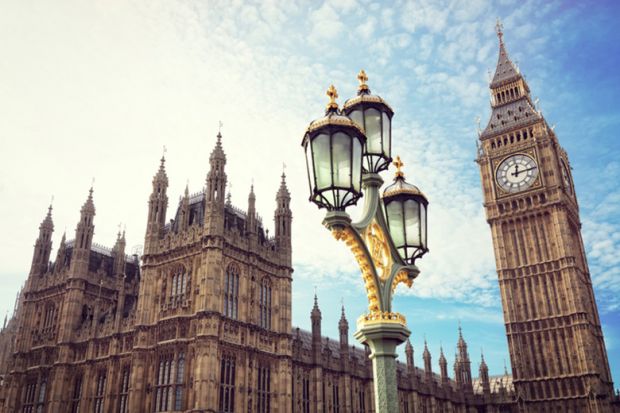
357, 69, 369, 93
394, 156, 404, 178
326, 85, 339, 111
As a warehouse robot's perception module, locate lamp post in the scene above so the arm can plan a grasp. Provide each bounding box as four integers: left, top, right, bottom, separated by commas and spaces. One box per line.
302, 71, 429, 413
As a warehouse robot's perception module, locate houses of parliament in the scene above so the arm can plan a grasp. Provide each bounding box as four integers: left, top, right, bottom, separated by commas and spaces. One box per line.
0, 26, 618, 413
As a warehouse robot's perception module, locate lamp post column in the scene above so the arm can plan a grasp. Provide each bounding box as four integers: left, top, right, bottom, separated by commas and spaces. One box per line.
355, 320, 410, 413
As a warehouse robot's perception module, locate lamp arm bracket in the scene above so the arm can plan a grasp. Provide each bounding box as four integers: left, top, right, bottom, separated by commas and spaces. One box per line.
352, 173, 383, 229
383, 264, 420, 311
328, 218, 384, 313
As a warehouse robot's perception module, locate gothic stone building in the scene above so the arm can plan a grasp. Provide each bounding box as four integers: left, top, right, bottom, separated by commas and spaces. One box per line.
0, 27, 618, 413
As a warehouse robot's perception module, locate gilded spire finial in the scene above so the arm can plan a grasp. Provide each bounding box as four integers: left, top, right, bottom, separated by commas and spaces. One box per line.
357, 69, 369, 93
495, 18, 504, 44
326, 85, 339, 111
393, 156, 404, 178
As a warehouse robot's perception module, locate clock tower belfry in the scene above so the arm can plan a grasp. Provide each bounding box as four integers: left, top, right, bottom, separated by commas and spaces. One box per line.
476, 22, 615, 412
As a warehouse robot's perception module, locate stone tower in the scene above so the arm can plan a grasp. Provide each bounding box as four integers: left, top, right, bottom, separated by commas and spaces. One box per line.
476, 21, 615, 411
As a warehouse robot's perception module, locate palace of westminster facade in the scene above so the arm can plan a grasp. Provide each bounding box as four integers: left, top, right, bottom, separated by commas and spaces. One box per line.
0, 27, 619, 413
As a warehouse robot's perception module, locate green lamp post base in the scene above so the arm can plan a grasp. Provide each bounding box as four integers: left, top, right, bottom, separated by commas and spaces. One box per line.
354, 319, 411, 413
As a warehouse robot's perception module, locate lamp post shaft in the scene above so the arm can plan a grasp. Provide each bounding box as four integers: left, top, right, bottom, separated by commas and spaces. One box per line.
355, 321, 410, 413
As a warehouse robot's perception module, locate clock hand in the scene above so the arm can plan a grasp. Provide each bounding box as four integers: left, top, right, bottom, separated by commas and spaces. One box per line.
511, 165, 537, 177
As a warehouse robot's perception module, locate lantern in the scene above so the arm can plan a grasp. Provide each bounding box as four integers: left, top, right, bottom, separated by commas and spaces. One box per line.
302, 85, 366, 211
343, 70, 394, 174
382, 156, 428, 264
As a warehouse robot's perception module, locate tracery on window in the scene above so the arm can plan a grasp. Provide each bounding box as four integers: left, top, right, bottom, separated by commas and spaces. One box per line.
223, 264, 239, 319
259, 278, 272, 330
154, 351, 185, 412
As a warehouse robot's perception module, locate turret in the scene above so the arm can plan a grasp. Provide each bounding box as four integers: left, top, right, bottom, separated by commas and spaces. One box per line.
113, 230, 126, 276
145, 157, 168, 253
207, 132, 227, 203
30, 204, 54, 276
70, 188, 96, 274
338, 305, 349, 350
405, 339, 414, 370
479, 351, 490, 396
274, 173, 292, 264
247, 184, 256, 234
423, 340, 432, 381
53, 232, 67, 273
455, 325, 473, 394
439, 346, 448, 385
204, 132, 227, 234
179, 183, 190, 232
311, 294, 322, 358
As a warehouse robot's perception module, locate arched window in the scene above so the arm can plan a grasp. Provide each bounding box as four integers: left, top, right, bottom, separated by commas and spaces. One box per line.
175, 353, 185, 411
94, 370, 106, 413
301, 371, 311, 413
155, 354, 173, 412
170, 267, 189, 305
219, 354, 236, 413
119, 366, 130, 413
257, 362, 271, 413
259, 279, 272, 330
70, 374, 82, 413
224, 264, 240, 319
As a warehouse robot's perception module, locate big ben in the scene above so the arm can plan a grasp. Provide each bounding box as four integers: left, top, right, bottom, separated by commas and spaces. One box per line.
477, 22, 615, 412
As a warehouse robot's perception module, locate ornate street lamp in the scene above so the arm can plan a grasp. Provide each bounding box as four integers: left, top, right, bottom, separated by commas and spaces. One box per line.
302, 73, 429, 413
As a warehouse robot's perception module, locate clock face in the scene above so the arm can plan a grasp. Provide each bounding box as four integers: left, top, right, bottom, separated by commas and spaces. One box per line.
495, 154, 539, 193
561, 159, 572, 194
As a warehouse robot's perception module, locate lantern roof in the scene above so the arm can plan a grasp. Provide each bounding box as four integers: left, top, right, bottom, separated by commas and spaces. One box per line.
342, 70, 394, 114
305, 85, 365, 135
383, 156, 426, 200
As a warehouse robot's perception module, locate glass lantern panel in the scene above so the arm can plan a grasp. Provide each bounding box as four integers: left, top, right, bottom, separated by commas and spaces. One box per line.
386, 201, 405, 247
404, 199, 420, 245
332, 132, 352, 188
352, 138, 362, 191
350, 109, 364, 131
364, 108, 382, 153
304, 140, 314, 194
312, 133, 332, 190
382, 112, 391, 157
420, 203, 427, 248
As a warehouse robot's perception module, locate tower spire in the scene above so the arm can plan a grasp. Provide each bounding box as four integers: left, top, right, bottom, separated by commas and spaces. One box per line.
30, 203, 54, 276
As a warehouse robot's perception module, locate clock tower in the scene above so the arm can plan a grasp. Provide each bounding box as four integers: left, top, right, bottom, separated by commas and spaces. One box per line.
477, 22, 615, 411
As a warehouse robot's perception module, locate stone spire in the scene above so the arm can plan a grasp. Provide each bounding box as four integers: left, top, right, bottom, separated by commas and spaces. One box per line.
179, 182, 190, 231
311, 292, 322, 361
206, 131, 227, 205
490, 18, 520, 89
145, 156, 168, 253
455, 324, 473, 394
439, 346, 449, 384
405, 339, 414, 369
338, 304, 349, 349
71, 187, 96, 274
423, 339, 432, 379
480, 350, 491, 396
113, 229, 126, 276
205, 132, 227, 234
274, 172, 292, 264
30, 204, 54, 276
247, 184, 256, 233
54, 231, 67, 274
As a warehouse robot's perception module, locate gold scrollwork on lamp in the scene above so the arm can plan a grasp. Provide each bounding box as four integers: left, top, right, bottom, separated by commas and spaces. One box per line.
332, 227, 380, 313
363, 221, 393, 282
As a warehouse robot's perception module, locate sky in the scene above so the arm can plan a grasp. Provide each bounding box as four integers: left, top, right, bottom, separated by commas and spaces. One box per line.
1, 0, 619, 387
